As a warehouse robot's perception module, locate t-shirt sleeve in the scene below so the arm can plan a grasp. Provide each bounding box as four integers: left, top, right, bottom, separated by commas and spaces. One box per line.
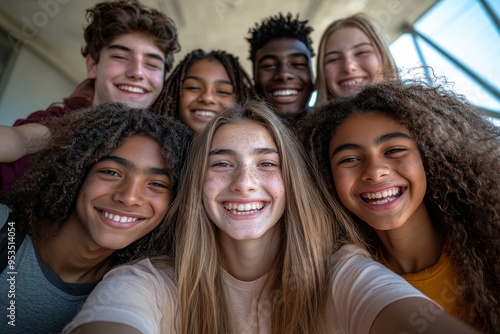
329, 244, 431, 334
62, 258, 176, 334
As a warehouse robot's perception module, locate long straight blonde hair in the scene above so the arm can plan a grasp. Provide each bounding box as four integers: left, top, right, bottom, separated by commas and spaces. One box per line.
315, 13, 398, 104
161, 100, 363, 333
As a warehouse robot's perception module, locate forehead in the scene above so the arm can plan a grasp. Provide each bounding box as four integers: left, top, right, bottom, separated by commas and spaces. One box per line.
211, 120, 276, 148
332, 112, 408, 142
185, 58, 230, 80
104, 32, 165, 56
110, 134, 162, 159
326, 26, 372, 50
255, 37, 311, 61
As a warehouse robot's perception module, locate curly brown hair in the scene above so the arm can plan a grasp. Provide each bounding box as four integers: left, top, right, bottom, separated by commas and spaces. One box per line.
246, 12, 314, 63
300, 79, 500, 333
81, 0, 180, 73
1, 102, 192, 264
152, 49, 255, 120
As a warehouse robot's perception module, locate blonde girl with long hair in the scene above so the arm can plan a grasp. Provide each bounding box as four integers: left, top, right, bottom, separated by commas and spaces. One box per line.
64, 100, 478, 334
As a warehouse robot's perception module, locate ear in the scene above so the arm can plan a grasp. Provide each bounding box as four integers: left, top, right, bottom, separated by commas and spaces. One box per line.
86, 54, 98, 79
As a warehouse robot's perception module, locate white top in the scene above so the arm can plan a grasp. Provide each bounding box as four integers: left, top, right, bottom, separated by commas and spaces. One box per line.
63, 244, 429, 334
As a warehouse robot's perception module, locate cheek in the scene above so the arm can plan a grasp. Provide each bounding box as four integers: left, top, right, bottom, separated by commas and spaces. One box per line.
363, 55, 383, 75
324, 65, 339, 87
331, 170, 352, 205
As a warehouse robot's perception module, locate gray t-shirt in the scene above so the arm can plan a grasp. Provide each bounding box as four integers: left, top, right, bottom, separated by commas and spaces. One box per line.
0, 203, 96, 333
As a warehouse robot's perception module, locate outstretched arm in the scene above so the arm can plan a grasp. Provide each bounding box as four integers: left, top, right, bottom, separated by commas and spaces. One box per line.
371, 297, 479, 334
0, 123, 50, 162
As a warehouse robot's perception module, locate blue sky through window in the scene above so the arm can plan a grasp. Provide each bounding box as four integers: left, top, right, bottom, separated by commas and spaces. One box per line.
390, 0, 500, 122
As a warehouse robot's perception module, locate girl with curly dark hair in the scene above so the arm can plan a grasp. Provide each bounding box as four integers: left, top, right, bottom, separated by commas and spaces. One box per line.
301, 79, 500, 333
152, 49, 255, 132
0, 102, 192, 333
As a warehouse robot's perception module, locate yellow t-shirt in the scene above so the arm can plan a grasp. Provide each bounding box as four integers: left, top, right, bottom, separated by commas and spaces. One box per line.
378, 251, 467, 323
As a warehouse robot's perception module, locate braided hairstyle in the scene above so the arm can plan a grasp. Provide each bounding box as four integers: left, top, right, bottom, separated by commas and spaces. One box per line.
152, 49, 255, 119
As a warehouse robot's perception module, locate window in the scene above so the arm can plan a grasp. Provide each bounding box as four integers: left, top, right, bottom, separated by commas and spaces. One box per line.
390, 0, 500, 123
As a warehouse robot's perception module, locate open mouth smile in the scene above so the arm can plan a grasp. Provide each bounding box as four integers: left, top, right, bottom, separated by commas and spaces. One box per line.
360, 187, 403, 205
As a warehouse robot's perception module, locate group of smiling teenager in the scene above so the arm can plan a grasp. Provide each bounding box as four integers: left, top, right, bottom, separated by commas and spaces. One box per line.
0, 0, 498, 333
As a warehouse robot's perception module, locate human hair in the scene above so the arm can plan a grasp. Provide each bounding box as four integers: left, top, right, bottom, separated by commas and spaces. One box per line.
152, 100, 362, 333
300, 79, 500, 333
1, 102, 192, 265
152, 49, 255, 119
81, 0, 180, 73
315, 13, 397, 104
246, 12, 314, 64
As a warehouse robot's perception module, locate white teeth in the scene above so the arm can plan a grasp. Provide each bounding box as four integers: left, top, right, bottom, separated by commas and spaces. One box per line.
224, 202, 264, 215
361, 187, 401, 203
272, 89, 298, 97
195, 110, 216, 118
103, 211, 139, 223
118, 85, 145, 94
341, 78, 364, 87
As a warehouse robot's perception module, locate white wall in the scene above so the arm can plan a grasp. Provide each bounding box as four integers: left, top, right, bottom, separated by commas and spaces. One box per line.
0, 45, 76, 125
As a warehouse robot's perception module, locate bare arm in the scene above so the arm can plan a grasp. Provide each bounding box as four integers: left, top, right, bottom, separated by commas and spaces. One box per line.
370, 297, 480, 334
68, 322, 142, 334
0, 123, 50, 162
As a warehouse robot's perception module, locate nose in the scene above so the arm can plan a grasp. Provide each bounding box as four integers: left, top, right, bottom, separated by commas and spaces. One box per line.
361, 157, 390, 182
126, 57, 145, 80
273, 64, 295, 81
197, 88, 216, 104
230, 165, 257, 194
343, 56, 357, 74
112, 178, 144, 206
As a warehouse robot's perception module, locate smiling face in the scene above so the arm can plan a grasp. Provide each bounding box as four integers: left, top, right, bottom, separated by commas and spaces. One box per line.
323, 27, 383, 98
179, 58, 236, 131
87, 32, 166, 108
254, 38, 314, 117
74, 135, 171, 250
202, 120, 285, 244
328, 112, 427, 231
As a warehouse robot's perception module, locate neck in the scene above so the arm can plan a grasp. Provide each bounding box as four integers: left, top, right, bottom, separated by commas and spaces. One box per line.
220, 227, 280, 282
35, 217, 115, 284
376, 204, 442, 274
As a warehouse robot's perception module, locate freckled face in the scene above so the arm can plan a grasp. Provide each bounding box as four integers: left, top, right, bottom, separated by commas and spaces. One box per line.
74, 135, 172, 250
323, 27, 383, 98
329, 112, 427, 231
203, 121, 285, 244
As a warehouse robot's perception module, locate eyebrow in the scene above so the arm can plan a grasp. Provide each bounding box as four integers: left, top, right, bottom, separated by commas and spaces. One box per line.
325, 42, 373, 56
183, 75, 233, 86
209, 147, 278, 156
100, 156, 169, 176
331, 131, 413, 158
106, 44, 165, 63
258, 53, 309, 63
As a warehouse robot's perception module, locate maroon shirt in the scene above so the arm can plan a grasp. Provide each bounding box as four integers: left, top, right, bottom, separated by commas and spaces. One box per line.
0, 95, 92, 192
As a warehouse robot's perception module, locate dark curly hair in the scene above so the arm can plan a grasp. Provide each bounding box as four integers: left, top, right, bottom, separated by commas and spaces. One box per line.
81, 0, 180, 73
300, 79, 500, 333
1, 102, 193, 264
152, 49, 255, 120
246, 12, 314, 63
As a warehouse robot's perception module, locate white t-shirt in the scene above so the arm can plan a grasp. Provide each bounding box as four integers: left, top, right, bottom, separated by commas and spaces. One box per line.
63, 244, 429, 334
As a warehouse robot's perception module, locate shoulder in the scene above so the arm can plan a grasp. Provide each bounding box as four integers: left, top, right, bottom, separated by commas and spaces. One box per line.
0, 203, 11, 229
327, 244, 428, 333
64, 258, 177, 334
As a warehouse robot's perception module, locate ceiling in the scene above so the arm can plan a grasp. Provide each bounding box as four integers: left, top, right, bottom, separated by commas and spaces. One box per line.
0, 0, 438, 85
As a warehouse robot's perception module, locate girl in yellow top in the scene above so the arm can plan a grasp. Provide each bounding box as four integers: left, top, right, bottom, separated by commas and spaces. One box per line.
301, 79, 500, 333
